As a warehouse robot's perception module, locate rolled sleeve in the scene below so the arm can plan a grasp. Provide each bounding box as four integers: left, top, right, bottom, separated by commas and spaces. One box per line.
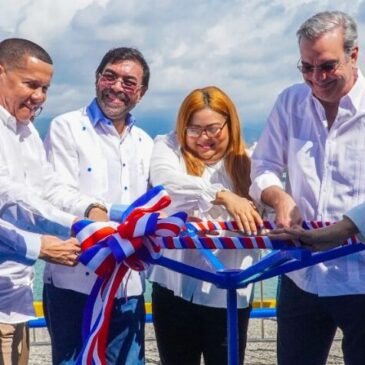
109, 204, 129, 222
249, 172, 284, 202
344, 203, 365, 242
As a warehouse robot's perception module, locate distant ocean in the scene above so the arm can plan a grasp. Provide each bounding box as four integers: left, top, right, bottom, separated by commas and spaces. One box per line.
33, 117, 278, 301
34, 116, 265, 145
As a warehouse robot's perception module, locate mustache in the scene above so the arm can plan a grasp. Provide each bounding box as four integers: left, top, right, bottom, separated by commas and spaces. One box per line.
102, 89, 130, 104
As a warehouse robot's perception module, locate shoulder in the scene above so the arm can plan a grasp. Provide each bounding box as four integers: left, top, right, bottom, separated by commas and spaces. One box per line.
276, 83, 311, 108
154, 131, 178, 148
153, 132, 181, 156
49, 107, 89, 130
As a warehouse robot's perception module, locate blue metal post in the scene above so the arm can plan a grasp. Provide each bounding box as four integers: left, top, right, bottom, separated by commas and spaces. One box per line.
227, 285, 238, 365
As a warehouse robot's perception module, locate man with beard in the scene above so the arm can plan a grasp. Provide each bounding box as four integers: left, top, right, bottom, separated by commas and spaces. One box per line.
43, 47, 153, 365
250, 11, 365, 365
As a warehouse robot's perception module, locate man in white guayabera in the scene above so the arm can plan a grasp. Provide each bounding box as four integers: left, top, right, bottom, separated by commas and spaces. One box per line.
43, 47, 153, 365
250, 11, 365, 365
0, 38, 84, 365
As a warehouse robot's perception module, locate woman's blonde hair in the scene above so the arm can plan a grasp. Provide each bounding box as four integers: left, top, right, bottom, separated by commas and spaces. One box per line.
176, 86, 251, 198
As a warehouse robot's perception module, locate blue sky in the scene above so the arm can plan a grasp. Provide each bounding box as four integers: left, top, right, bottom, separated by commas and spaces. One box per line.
2, 0, 365, 140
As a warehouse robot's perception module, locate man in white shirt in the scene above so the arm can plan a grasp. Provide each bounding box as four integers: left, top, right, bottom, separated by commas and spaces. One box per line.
43, 47, 153, 365
0, 38, 93, 365
250, 11, 365, 365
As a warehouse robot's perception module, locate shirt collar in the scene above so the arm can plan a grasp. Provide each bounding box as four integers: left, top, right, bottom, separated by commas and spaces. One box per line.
344, 69, 365, 112
0, 105, 20, 133
86, 98, 135, 128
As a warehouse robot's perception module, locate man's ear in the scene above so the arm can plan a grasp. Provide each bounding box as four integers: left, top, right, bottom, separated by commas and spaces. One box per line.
351, 46, 359, 65
0, 64, 5, 76
138, 86, 148, 101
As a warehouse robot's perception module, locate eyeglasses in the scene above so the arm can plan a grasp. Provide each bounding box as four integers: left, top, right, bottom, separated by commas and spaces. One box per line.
34, 106, 43, 118
185, 120, 227, 138
297, 59, 344, 74
98, 72, 144, 94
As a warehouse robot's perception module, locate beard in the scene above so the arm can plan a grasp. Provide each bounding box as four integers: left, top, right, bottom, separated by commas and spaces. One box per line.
97, 89, 132, 120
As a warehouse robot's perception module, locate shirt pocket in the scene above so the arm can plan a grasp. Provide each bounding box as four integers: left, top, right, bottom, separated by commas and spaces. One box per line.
336, 146, 365, 203
287, 137, 319, 190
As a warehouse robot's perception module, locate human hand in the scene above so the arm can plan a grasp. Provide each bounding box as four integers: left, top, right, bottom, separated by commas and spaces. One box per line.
269, 224, 342, 251
157, 210, 168, 218
87, 207, 108, 221
212, 191, 263, 235
39, 236, 81, 266
261, 187, 302, 228
274, 197, 302, 228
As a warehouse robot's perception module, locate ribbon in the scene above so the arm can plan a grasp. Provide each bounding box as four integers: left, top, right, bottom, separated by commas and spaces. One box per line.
72, 185, 360, 364
72, 186, 187, 365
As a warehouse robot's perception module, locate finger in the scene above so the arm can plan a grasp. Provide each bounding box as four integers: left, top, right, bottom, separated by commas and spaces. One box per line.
259, 227, 270, 235
268, 232, 290, 240
233, 213, 245, 233
246, 215, 257, 235
241, 208, 261, 234
237, 214, 252, 235
251, 209, 263, 227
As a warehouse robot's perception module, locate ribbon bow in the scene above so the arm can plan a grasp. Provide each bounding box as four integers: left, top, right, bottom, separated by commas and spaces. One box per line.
72, 186, 187, 365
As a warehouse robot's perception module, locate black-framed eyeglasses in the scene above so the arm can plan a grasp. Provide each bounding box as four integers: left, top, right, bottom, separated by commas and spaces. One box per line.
297, 59, 344, 74
185, 120, 227, 138
98, 72, 144, 94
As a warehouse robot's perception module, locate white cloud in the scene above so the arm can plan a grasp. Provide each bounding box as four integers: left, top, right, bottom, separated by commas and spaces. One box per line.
1, 0, 365, 138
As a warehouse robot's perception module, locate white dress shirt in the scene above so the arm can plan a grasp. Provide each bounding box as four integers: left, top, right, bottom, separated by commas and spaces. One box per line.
0, 219, 41, 266
148, 132, 260, 308
250, 71, 365, 296
43, 100, 153, 298
0, 106, 77, 324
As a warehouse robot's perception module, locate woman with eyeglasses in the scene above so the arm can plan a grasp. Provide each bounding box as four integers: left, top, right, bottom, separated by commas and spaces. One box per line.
148, 86, 263, 365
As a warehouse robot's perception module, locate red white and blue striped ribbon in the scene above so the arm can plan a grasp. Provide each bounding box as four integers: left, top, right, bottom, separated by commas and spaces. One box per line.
73, 186, 187, 365
72, 185, 360, 364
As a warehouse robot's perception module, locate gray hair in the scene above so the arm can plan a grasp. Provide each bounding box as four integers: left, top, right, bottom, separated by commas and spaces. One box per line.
297, 11, 358, 55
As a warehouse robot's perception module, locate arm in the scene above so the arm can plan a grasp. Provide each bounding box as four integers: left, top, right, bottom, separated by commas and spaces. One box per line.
269, 201, 365, 250
269, 217, 358, 251
0, 219, 80, 266
0, 153, 76, 237
150, 134, 262, 233
250, 97, 302, 227
43, 116, 107, 218
150, 134, 228, 214
261, 186, 302, 228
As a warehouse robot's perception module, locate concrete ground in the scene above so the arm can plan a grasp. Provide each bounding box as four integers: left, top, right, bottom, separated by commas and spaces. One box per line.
29, 319, 344, 365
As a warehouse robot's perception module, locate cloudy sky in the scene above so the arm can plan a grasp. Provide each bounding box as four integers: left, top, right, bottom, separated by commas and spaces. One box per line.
1, 0, 365, 141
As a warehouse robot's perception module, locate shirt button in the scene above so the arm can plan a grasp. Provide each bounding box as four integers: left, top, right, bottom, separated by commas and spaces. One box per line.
124, 186, 128, 191
87, 167, 92, 172
85, 272, 90, 276
122, 163, 126, 167
82, 126, 86, 131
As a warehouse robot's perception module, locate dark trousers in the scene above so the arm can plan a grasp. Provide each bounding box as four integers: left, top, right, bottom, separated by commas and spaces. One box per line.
43, 283, 145, 365
152, 283, 251, 365
277, 275, 365, 365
